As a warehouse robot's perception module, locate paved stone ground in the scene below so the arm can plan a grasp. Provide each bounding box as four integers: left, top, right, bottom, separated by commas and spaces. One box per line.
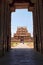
12, 43, 29, 48
11, 43, 34, 48
0, 44, 43, 65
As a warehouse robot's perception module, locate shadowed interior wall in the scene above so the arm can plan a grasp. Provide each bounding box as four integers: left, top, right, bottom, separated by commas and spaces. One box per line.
0, 0, 11, 56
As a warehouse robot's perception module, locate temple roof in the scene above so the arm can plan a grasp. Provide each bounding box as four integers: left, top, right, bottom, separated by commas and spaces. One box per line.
14, 27, 31, 37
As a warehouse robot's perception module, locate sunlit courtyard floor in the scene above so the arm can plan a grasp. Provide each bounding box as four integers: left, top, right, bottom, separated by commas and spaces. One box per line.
11, 42, 34, 49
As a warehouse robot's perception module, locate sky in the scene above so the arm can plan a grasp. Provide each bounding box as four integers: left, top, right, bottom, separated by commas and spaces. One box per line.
11, 9, 33, 37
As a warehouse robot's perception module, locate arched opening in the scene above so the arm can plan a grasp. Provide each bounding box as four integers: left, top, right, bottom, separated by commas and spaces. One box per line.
11, 3, 34, 48
8, 0, 42, 52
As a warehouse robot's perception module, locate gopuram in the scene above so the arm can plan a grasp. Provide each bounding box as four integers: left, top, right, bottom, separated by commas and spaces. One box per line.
11, 27, 33, 42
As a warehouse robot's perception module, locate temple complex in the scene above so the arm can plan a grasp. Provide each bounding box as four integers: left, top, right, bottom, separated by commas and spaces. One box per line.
11, 27, 33, 42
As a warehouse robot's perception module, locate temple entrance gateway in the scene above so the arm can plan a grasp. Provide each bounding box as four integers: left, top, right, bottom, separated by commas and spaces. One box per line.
0, 0, 43, 56
20, 36, 24, 43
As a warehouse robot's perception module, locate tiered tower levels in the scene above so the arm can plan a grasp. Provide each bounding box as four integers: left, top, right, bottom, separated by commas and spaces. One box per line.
11, 27, 33, 42
14, 27, 31, 37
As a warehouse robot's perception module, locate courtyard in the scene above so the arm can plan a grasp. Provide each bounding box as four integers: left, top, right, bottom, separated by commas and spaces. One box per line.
11, 42, 34, 48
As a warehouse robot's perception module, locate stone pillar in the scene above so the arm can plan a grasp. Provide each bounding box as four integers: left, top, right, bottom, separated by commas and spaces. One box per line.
33, 6, 39, 51
6, 2, 11, 51
38, 0, 43, 53
0, 0, 6, 56
36, 0, 41, 52
33, 0, 43, 53
0, 0, 3, 56
0, 0, 5, 56
0, 0, 11, 56
1, 0, 9, 55
3, 0, 8, 54
33, 4, 37, 50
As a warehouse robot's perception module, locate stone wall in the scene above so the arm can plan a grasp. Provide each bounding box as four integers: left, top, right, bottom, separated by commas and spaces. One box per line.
0, 0, 11, 56
33, 0, 43, 53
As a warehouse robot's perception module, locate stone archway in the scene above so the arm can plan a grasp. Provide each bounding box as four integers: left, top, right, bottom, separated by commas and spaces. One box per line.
0, 0, 43, 56
8, 0, 43, 53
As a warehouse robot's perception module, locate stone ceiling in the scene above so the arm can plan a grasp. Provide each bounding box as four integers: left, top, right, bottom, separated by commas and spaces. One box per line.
8, 0, 36, 3
8, 0, 35, 12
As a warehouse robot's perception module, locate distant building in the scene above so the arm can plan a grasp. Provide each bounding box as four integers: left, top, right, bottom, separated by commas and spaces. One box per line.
11, 27, 33, 42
